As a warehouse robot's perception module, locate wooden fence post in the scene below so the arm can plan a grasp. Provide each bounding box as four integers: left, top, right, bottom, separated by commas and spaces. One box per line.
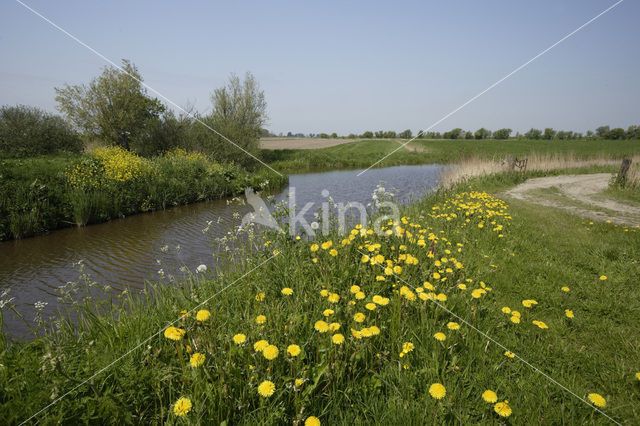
615, 158, 632, 185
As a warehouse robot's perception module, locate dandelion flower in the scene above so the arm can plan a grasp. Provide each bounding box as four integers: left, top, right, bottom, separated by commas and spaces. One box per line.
510, 316, 520, 324
561, 286, 570, 292
305, 416, 321, 426
254, 339, 269, 352
310, 244, 319, 252
314, 320, 330, 333
522, 299, 538, 308
255, 292, 265, 301
329, 322, 341, 332
255, 315, 267, 324
295, 378, 304, 387
636, 372, 640, 381
471, 289, 484, 299
447, 322, 460, 330
434, 332, 446, 341
372, 295, 384, 304
436, 293, 447, 302
353, 312, 365, 323
599, 275, 607, 281
328, 293, 340, 303
350, 285, 361, 294
263, 344, 279, 360
196, 310, 211, 321
320, 289, 329, 297
494, 401, 512, 417
504, 351, 515, 358
189, 352, 205, 368
402, 342, 414, 353
332, 333, 345, 344
365, 303, 377, 311
258, 380, 275, 397
588, 393, 606, 408
433, 272, 441, 280
565, 309, 574, 318
173, 397, 192, 416
355, 291, 366, 300
482, 390, 498, 403
532, 320, 548, 329
281, 287, 294, 296
369, 325, 380, 335
501, 307, 511, 314
287, 344, 301, 357
164, 326, 186, 341
232, 333, 246, 344
429, 383, 446, 399
323, 309, 334, 317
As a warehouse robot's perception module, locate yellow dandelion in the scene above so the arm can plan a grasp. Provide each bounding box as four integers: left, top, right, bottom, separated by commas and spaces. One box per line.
320, 289, 329, 297
323, 309, 334, 317
329, 322, 341, 332
310, 244, 319, 252
365, 302, 377, 311
255, 292, 265, 301
482, 390, 498, 403
372, 295, 384, 304
295, 378, 304, 387
369, 325, 380, 335
355, 291, 366, 300
494, 401, 512, 417
429, 383, 446, 399
328, 293, 340, 303
232, 333, 246, 344
447, 322, 460, 330
332, 333, 345, 345
636, 372, 640, 381
402, 342, 414, 353
588, 393, 606, 408
565, 309, 574, 318
436, 293, 447, 302
433, 272, 441, 280
254, 339, 269, 352
434, 332, 446, 341
255, 315, 267, 324
510, 316, 520, 324
258, 380, 276, 397
314, 320, 330, 333
561, 286, 570, 292
504, 351, 515, 358
305, 416, 321, 426
287, 344, 301, 357
281, 287, 294, 296
501, 307, 511, 314
196, 310, 211, 322
350, 285, 361, 294
329, 249, 338, 256
173, 397, 192, 416
189, 352, 205, 367
353, 312, 365, 323
263, 344, 279, 360
532, 320, 548, 329
164, 326, 186, 341
351, 328, 362, 339
599, 275, 607, 281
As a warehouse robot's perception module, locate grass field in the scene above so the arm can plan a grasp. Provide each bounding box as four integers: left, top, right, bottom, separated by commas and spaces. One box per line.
262, 138, 640, 172
1, 169, 638, 424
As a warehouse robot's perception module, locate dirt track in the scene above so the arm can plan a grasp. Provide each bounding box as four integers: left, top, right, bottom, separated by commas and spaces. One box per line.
259, 138, 357, 150
502, 174, 640, 226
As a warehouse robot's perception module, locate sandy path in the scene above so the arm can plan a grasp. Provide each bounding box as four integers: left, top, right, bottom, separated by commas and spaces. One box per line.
502, 174, 640, 226
260, 138, 358, 150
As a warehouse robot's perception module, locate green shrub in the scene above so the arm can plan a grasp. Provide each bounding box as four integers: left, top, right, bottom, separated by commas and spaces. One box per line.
0, 105, 82, 158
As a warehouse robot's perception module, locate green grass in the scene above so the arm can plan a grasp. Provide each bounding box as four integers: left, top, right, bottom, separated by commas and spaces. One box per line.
599, 187, 640, 207
262, 138, 640, 173
1, 171, 639, 424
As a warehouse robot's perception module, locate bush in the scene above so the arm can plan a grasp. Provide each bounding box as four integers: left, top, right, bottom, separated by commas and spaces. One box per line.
0, 105, 82, 157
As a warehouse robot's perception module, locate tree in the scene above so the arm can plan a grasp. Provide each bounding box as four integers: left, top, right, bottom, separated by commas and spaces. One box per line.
319, 133, 329, 138
603, 128, 625, 140
361, 131, 373, 138
330, 132, 338, 138
192, 72, 267, 166
474, 128, 491, 140
524, 128, 542, 139
383, 130, 397, 138
443, 128, 462, 139
626, 125, 639, 139
464, 130, 474, 139
493, 128, 512, 139
542, 128, 556, 140
398, 129, 412, 139
595, 126, 610, 138
55, 60, 164, 151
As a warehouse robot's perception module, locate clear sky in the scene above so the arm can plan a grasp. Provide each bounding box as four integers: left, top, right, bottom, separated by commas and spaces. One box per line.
1, 0, 638, 135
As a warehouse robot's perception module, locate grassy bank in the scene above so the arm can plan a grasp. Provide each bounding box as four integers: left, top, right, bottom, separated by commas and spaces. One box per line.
262, 138, 640, 172
0, 148, 287, 241
1, 170, 638, 424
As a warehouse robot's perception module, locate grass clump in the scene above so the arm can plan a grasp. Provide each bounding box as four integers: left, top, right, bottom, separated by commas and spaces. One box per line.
1, 175, 639, 424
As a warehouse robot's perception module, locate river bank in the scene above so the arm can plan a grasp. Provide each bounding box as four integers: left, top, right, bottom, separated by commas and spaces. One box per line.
1, 167, 638, 424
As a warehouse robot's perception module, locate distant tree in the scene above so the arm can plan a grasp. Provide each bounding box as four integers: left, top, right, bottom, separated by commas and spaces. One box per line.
474, 128, 491, 139
319, 133, 329, 138
442, 128, 462, 139
374, 130, 385, 138
524, 128, 542, 139
626, 125, 639, 139
55, 60, 164, 151
330, 132, 338, 138
542, 128, 556, 140
398, 129, 412, 139
603, 128, 625, 140
286, 131, 293, 137
493, 128, 512, 139
586, 130, 594, 138
383, 130, 397, 138
465, 130, 474, 139
361, 131, 373, 138
556, 130, 573, 140
347, 133, 357, 139
416, 130, 425, 138
595, 126, 610, 138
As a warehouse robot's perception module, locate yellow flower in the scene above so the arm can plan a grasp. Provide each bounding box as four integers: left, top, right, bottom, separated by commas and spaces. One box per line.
255, 292, 265, 301
365, 303, 377, 311
310, 244, 319, 252
351, 328, 362, 339
522, 299, 538, 308
565, 309, 574, 318
164, 326, 186, 341
254, 340, 269, 352
352, 313, 365, 323
328, 293, 340, 303
196, 310, 211, 321
429, 383, 446, 399
511, 310, 521, 318
189, 352, 205, 368
321, 241, 332, 250
504, 351, 515, 358
281, 287, 294, 296
332, 333, 345, 344
323, 309, 334, 317
173, 397, 192, 416
482, 390, 498, 403
433, 272, 441, 280
256, 315, 267, 324
393, 265, 402, 274
263, 345, 279, 360
494, 401, 512, 417
532, 320, 548, 329
636, 372, 640, 381
355, 291, 365, 300
447, 322, 460, 330
471, 289, 484, 299
501, 307, 511, 314
588, 393, 606, 408
369, 325, 380, 335
232, 333, 246, 344
350, 285, 361, 294
258, 380, 276, 397
314, 320, 330, 333
436, 293, 447, 302
457, 284, 467, 290
361, 255, 370, 263
434, 332, 446, 341
305, 416, 321, 426
329, 322, 341, 332
287, 344, 301, 357
329, 249, 338, 257
320, 289, 329, 297
561, 286, 570, 292
402, 342, 414, 353
295, 378, 304, 387
372, 295, 384, 304
510, 316, 520, 324
599, 275, 607, 280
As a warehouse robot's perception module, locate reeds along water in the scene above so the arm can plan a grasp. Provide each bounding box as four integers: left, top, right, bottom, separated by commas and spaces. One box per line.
439, 153, 640, 188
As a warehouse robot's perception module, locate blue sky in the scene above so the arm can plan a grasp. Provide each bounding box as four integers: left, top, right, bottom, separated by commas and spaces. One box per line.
1, 0, 638, 135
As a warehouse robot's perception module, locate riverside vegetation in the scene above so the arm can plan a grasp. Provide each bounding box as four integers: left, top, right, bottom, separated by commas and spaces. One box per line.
1, 169, 638, 424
